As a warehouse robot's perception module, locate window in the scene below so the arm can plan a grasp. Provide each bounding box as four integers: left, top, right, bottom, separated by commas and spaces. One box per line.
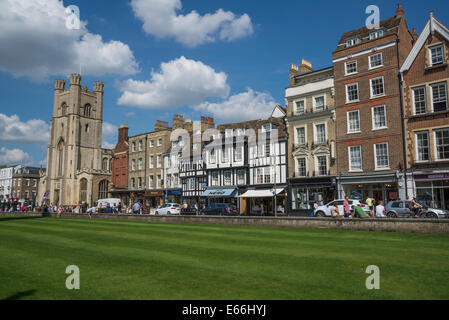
138, 140, 142, 151
18, 179, 21, 187
372, 105, 387, 129
296, 127, 306, 145
149, 176, 154, 188
98, 180, 108, 199
431, 82, 448, 112
349, 146, 362, 171
345, 60, 357, 75
264, 167, 271, 184
435, 129, 449, 160
131, 178, 135, 189
297, 158, 307, 177
167, 156, 171, 168
369, 30, 384, 40
430, 45, 444, 65
347, 110, 360, 133
25, 191, 29, 199
224, 171, 232, 186
209, 149, 216, 164
131, 159, 136, 171
84, 104, 91, 117
157, 155, 162, 168
138, 177, 142, 188
262, 123, 272, 132
374, 143, 389, 169
158, 138, 162, 146
234, 147, 242, 162
346, 83, 359, 102
316, 156, 327, 176
416, 131, 430, 162
33, 179, 37, 187
369, 53, 383, 68
237, 170, 245, 185
370, 76, 385, 97
26, 179, 30, 186
149, 156, 154, 168
295, 100, 305, 114
315, 124, 326, 144
132, 142, 136, 152
150, 140, 154, 148
413, 86, 427, 114
314, 96, 325, 112
138, 158, 142, 170
221, 148, 229, 163
346, 37, 360, 47
157, 175, 162, 188
211, 172, 219, 186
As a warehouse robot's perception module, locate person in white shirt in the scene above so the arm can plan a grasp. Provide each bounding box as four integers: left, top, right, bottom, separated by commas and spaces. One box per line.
375, 201, 386, 218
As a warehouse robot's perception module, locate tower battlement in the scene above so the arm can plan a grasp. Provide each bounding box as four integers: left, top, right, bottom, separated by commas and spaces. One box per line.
70, 73, 81, 86
54, 79, 65, 91
94, 81, 104, 93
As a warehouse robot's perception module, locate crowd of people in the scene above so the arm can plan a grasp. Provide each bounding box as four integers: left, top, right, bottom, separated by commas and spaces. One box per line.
0, 199, 34, 213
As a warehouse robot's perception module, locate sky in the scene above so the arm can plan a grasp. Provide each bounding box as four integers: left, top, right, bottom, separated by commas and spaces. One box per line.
1, 0, 448, 167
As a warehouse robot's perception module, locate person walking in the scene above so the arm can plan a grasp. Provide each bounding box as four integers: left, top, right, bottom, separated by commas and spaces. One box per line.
132, 201, 140, 214
365, 196, 374, 217
343, 196, 352, 219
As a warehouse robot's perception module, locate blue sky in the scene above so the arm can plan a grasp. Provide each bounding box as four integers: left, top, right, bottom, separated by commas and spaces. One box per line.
1, 0, 448, 166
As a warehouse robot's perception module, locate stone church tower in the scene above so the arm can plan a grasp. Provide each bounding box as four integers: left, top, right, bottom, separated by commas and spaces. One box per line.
41, 74, 112, 206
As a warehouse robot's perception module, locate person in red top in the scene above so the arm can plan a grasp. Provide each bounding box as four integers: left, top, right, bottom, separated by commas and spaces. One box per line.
343, 196, 352, 219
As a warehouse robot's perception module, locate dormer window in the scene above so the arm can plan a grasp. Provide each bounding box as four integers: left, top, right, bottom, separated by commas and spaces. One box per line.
430, 45, 444, 66
346, 37, 361, 47
369, 29, 384, 40
262, 123, 272, 132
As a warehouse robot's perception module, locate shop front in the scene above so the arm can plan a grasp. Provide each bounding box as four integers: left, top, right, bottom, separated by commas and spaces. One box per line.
144, 190, 164, 208
413, 172, 449, 210
239, 188, 286, 216
163, 188, 183, 204
201, 187, 239, 210
337, 171, 402, 205
288, 176, 337, 216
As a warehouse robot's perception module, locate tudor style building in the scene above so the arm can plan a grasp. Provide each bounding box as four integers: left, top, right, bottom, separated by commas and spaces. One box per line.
332, 4, 414, 203
286, 60, 337, 215
400, 12, 449, 210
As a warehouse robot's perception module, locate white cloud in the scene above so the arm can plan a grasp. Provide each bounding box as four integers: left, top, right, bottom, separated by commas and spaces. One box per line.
130, 0, 254, 47
118, 56, 229, 109
0, 113, 50, 144
0, 147, 33, 165
102, 122, 118, 150
0, 0, 139, 81
194, 89, 277, 122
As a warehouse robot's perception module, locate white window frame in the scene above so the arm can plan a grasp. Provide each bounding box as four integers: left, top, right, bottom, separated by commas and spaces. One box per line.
415, 131, 430, 162
347, 109, 360, 133
369, 52, 383, 69
374, 142, 390, 170
345, 60, 358, 75
345, 82, 359, 103
138, 140, 142, 151
209, 149, 216, 164
369, 29, 384, 40
221, 148, 229, 163
223, 170, 232, 186
313, 95, 326, 112
237, 169, 245, 185
412, 86, 427, 115
150, 140, 154, 148
132, 142, 136, 152
131, 159, 136, 171
157, 138, 162, 147
157, 154, 162, 168
295, 125, 307, 146
348, 145, 363, 172
370, 76, 385, 98
296, 157, 307, 177
430, 82, 448, 112
429, 44, 444, 66
138, 158, 143, 170
371, 105, 387, 130
149, 156, 154, 169
294, 99, 306, 115
313, 122, 327, 144
434, 128, 449, 161
315, 155, 328, 176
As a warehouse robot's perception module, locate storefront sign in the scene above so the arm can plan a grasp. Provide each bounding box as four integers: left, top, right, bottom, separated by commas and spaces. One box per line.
414, 173, 449, 180
201, 188, 237, 197
163, 189, 183, 196
145, 190, 163, 197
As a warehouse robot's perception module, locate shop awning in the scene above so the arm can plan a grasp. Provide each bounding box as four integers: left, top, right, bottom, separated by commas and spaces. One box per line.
239, 188, 284, 198
201, 188, 237, 197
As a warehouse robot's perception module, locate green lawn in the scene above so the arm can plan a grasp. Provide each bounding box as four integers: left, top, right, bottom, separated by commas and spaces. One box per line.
1, 216, 449, 300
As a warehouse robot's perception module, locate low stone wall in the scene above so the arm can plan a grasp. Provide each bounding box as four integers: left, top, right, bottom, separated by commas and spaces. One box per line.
2, 212, 449, 234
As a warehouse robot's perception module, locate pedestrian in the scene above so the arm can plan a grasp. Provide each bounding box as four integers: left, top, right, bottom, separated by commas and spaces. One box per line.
132, 201, 140, 214
313, 201, 319, 210
365, 196, 374, 217
354, 204, 369, 218
331, 202, 342, 218
117, 202, 122, 214
375, 200, 386, 218
343, 196, 352, 219
195, 202, 199, 216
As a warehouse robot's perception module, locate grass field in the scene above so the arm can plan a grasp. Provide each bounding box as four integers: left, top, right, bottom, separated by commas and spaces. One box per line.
1, 216, 449, 300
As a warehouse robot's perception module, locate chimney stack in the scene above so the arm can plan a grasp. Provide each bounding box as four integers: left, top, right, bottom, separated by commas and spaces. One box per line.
299, 59, 314, 74
412, 27, 418, 42
396, 3, 404, 18
118, 124, 129, 144
155, 120, 170, 131
172, 114, 184, 129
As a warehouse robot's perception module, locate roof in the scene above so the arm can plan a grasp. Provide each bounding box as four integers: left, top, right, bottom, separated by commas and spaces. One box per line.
400, 13, 449, 72
335, 16, 402, 53
217, 117, 287, 139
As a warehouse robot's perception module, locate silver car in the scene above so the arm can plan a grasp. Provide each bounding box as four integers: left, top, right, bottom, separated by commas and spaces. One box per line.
385, 200, 449, 219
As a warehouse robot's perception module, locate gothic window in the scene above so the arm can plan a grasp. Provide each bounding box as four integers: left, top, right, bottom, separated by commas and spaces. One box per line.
98, 180, 109, 199
61, 103, 67, 116
80, 178, 88, 203
85, 124, 89, 133
84, 104, 92, 117
57, 140, 64, 177
102, 158, 109, 171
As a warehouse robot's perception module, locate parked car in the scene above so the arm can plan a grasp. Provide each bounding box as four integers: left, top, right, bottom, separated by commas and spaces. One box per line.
314, 199, 370, 217
181, 205, 198, 215
155, 203, 180, 215
200, 203, 238, 216
385, 200, 449, 219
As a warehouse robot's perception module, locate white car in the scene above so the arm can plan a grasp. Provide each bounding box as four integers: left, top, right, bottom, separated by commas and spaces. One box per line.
155, 203, 180, 215
314, 199, 371, 217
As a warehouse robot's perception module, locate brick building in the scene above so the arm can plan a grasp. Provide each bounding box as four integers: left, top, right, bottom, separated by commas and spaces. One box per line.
333, 4, 414, 203
110, 124, 129, 205
285, 60, 337, 215
10, 166, 42, 202
400, 12, 449, 209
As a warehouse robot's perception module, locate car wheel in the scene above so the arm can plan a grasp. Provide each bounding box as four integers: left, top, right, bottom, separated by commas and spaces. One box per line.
387, 212, 397, 218
426, 212, 439, 219
315, 211, 325, 217
168, 211, 171, 215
